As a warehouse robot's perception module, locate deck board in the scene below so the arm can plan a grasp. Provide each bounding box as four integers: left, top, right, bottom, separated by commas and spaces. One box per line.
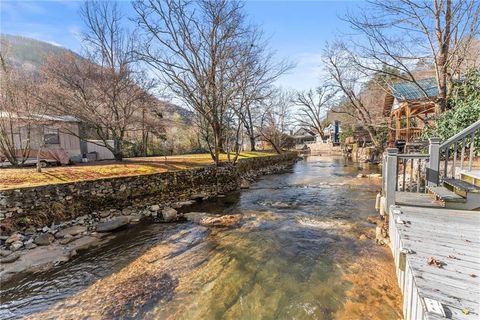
389, 205, 480, 320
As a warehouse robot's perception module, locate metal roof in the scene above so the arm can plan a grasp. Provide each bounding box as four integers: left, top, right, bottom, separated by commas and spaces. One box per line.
390, 78, 438, 101
0, 112, 79, 122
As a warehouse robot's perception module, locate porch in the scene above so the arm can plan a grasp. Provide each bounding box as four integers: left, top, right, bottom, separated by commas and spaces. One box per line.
380, 120, 480, 319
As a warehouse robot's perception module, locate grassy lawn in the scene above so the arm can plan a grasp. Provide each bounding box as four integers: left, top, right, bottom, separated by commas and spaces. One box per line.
0, 151, 275, 190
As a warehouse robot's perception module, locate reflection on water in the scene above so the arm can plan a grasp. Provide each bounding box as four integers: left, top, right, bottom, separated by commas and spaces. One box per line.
0, 156, 402, 320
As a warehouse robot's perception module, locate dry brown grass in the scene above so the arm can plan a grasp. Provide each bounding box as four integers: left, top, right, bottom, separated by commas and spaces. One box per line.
0, 151, 275, 190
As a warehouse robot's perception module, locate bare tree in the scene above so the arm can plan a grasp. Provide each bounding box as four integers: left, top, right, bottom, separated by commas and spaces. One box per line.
323, 43, 389, 148
0, 51, 41, 166
134, 0, 287, 163
257, 88, 294, 154
233, 30, 293, 152
42, 1, 154, 161
294, 86, 338, 141
345, 0, 480, 113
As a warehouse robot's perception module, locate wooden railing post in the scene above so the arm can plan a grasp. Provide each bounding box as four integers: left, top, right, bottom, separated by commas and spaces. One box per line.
385, 148, 398, 211
427, 137, 441, 186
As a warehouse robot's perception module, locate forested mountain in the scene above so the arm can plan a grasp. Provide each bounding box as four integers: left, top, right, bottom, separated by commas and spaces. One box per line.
0, 34, 75, 71
0, 34, 193, 122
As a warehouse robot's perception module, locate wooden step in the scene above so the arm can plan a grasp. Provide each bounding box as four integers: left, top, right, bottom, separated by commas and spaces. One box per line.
396, 191, 444, 208
444, 178, 480, 197
460, 170, 480, 187
426, 186, 466, 203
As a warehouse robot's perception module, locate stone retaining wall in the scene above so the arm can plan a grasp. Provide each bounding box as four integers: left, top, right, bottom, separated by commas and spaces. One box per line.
0, 153, 297, 232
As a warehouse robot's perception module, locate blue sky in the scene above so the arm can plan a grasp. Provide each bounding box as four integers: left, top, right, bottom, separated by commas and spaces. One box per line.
0, 0, 360, 91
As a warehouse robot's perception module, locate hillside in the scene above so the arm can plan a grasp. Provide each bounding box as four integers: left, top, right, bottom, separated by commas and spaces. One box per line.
0, 34, 74, 71
0, 34, 192, 121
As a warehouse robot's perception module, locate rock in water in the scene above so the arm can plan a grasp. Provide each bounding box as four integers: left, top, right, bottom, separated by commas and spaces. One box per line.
240, 179, 250, 189
0, 252, 20, 263
96, 217, 130, 232
161, 208, 178, 222
9, 241, 23, 251
34, 233, 54, 246
150, 205, 161, 212
191, 193, 206, 201
5, 233, 24, 245
67, 236, 100, 251
172, 200, 195, 209
183, 212, 208, 223
199, 214, 242, 227
0, 249, 12, 257
55, 226, 87, 239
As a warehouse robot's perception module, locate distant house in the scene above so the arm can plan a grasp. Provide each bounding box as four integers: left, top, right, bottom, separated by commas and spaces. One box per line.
383, 78, 438, 143
0, 112, 114, 163
290, 128, 316, 147
322, 121, 342, 145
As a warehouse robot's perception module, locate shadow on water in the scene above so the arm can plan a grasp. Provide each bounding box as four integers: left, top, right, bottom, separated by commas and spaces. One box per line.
0, 155, 401, 320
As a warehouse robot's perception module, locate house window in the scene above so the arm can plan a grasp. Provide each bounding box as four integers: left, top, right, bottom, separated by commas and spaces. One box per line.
44, 127, 60, 145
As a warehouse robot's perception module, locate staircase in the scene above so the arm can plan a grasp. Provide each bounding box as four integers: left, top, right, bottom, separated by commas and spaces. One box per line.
382, 120, 480, 211
426, 171, 480, 210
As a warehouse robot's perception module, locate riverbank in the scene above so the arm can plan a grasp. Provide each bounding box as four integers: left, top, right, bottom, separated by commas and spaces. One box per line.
0, 153, 297, 282
0, 152, 275, 190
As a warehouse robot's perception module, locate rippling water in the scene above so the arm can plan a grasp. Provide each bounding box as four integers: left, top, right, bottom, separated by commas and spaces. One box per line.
0, 156, 402, 319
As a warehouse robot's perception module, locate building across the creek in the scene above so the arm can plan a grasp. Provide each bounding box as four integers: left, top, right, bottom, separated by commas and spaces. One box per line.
383, 78, 438, 144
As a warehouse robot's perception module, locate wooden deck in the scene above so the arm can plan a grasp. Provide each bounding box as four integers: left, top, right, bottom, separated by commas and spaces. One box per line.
389, 205, 480, 320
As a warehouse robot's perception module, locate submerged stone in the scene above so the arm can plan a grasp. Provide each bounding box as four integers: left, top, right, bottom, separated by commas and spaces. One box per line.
199, 214, 242, 227
67, 236, 100, 251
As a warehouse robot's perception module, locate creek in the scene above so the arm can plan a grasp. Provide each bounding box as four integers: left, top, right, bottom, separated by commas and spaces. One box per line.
0, 155, 402, 320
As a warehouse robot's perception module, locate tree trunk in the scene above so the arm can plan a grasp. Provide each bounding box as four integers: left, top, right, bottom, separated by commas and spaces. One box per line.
365, 126, 380, 149
434, 0, 451, 114
113, 138, 124, 161
213, 125, 221, 166
249, 136, 256, 151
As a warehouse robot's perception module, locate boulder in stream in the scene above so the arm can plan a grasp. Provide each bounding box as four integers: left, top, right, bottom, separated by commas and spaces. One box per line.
191, 193, 207, 201
9, 241, 23, 251
96, 217, 130, 232
0, 252, 20, 263
160, 208, 178, 222
5, 233, 24, 245
0, 249, 12, 257
34, 233, 55, 246
55, 226, 87, 238
240, 179, 250, 189
172, 200, 195, 209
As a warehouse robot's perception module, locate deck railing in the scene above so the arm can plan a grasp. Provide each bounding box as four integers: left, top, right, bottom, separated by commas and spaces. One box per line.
396, 127, 423, 141
437, 120, 480, 180
383, 138, 440, 209
383, 121, 480, 210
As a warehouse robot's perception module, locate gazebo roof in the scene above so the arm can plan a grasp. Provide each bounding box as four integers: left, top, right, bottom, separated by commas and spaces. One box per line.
390, 78, 438, 101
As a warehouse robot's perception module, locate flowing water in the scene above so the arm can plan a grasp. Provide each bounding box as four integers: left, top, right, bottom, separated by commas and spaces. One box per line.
0, 156, 402, 320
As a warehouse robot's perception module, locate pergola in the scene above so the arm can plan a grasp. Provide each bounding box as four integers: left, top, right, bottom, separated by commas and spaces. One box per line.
383, 78, 438, 143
